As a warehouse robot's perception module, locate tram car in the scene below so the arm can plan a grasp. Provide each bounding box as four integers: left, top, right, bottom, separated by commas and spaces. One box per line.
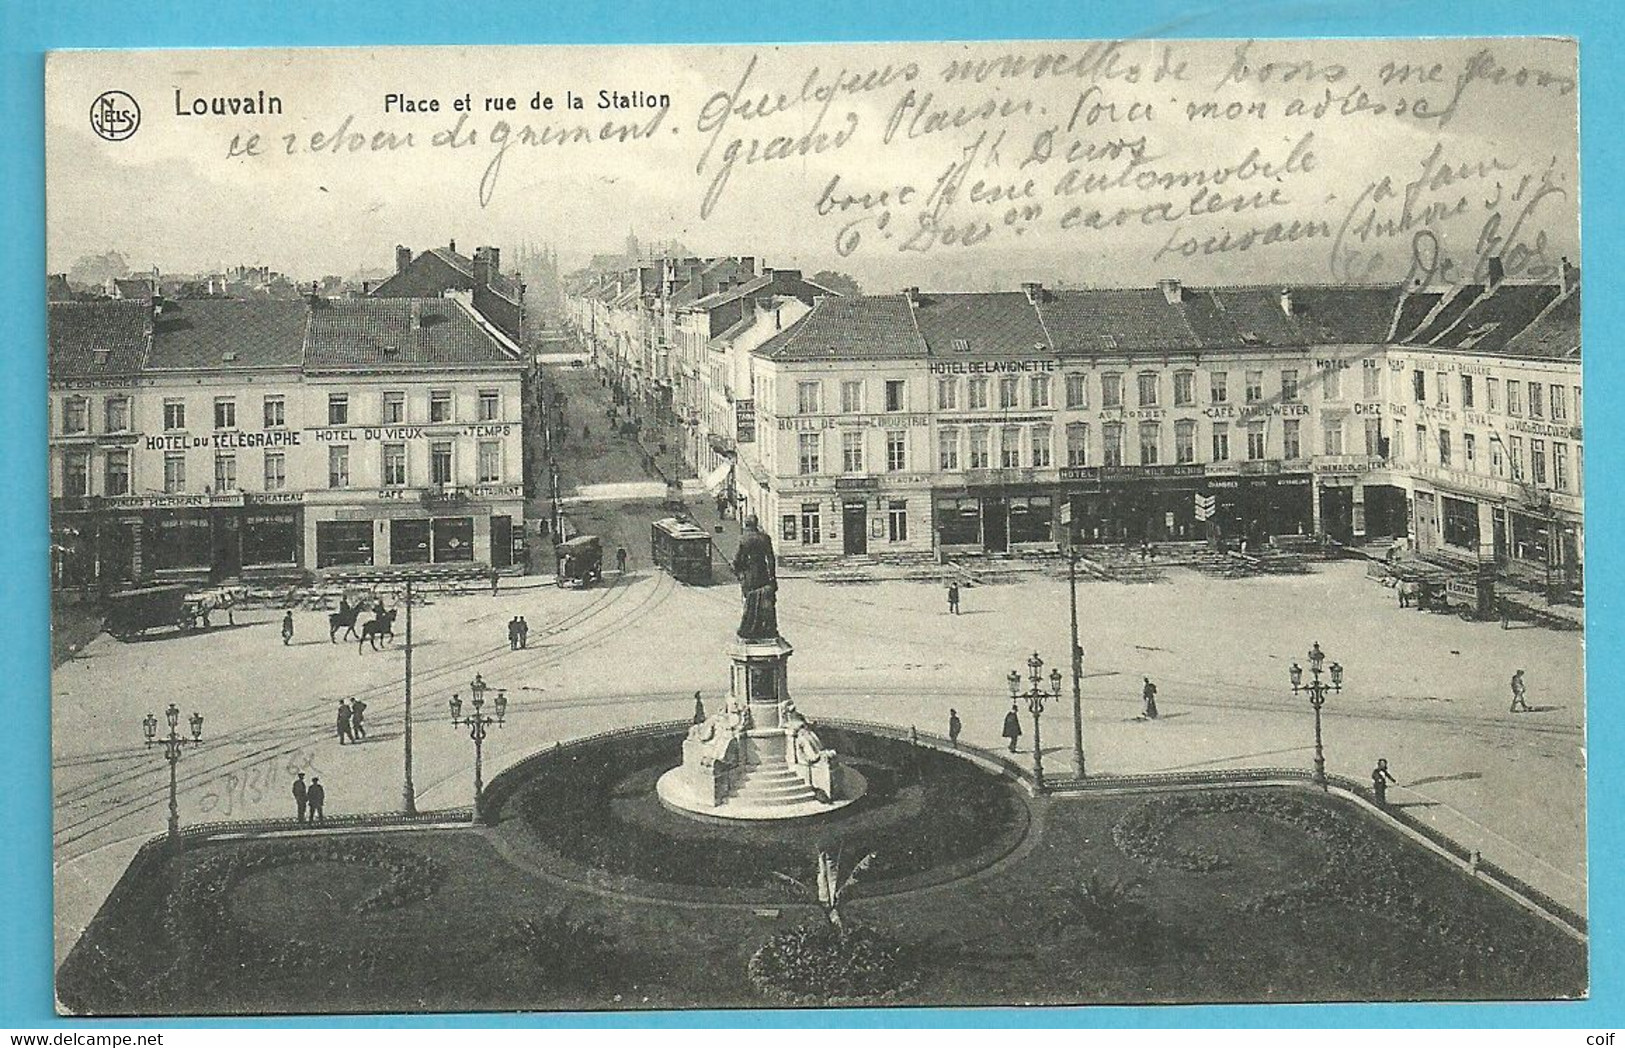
555, 534, 603, 588
650, 516, 714, 585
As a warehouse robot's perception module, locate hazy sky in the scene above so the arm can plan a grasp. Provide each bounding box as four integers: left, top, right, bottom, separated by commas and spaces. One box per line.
46, 38, 1578, 291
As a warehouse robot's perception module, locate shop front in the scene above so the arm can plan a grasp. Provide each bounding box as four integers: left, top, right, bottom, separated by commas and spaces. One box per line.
935, 484, 1055, 554
306, 485, 524, 570
1060, 465, 1205, 544
1205, 470, 1313, 546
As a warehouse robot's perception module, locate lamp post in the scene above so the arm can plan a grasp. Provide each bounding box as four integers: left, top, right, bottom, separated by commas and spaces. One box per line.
1288, 641, 1343, 787
142, 703, 204, 845
450, 686, 506, 821
1068, 547, 1086, 778
1007, 652, 1064, 793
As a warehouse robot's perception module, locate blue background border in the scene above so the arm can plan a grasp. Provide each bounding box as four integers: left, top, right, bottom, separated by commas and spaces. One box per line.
1, 0, 1615, 1029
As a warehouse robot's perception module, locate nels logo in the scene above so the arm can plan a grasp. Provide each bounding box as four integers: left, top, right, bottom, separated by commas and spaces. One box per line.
90, 91, 140, 141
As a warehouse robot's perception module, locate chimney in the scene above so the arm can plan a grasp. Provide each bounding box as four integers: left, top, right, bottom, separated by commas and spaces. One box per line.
774, 306, 783, 330
473, 247, 493, 289
1157, 278, 1182, 305
1020, 281, 1043, 305
1486, 256, 1505, 289
740, 256, 757, 276
362, 280, 371, 295
1279, 287, 1293, 317
395, 245, 412, 275
449, 238, 457, 254
903, 287, 920, 304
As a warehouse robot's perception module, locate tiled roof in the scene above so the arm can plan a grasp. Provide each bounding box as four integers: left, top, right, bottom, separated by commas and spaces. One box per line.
1404, 285, 1485, 344
147, 299, 308, 370
1424, 283, 1560, 354
913, 292, 1052, 357
1500, 290, 1580, 360
755, 295, 929, 362
1036, 288, 1205, 354
48, 301, 150, 379
1285, 286, 1406, 343
1392, 289, 1444, 342
1203, 289, 1309, 347
113, 277, 154, 300
688, 272, 772, 312
304, 298, 520, 370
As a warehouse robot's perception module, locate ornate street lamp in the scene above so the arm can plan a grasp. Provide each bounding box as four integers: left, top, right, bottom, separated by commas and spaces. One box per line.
142, 702, 205, 845
450, 686, 506, 821
1289, 641, 1344, 787
1008, 652, 1064, 792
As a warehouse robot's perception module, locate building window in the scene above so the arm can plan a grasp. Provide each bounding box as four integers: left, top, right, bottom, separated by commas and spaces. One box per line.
1173, 371, 1195, 406
1461, 374, 1475, 408
104, 396, 130, 433
431, 441, 454, 485
64, 450, 89, 497
998, 376, 1020, 410
478, 390, 500, 422
328, 393, 349, 426
1486, 377, 1500, 411
968, 377, 989, 410
62, 397, 89, 435
1415, 424, 1427, 464
1247, 421, 1266, 460
797, 381, 822, 415
1509, 435, 1524, 479
328, 445, 350, 488
1210, 371, 1228, 404
936, 377, 958, 410
887, 501, 908, 542
1137, 422, 1160, 465
1527, 382, 1544, 419
164, 399, 186, 431
1553, 441, 1569, 490
885, 379, 906, 412
886, 430, 907, 471
798, 432, 821, 475
1066, 423, 1089, 467
1323, 367, 1342, 402
383, 391, 405, 424
478, 440, 502, 483
1573, 385, 1582, 423
214, 397, 236, 430
1030, 374, 1051, 408
430, 390, 453, 423
1391, 428, 1405, 461
382, 443, 407, 487
1435, 428, 1450, 467
263, 395, 286, 429
1365, 418, 1384, 458
842, 431, 865, 473
1065, 373, 1088, 409
1212, 423, 1230, 461
264, 451, 286, 491
841, 380, 864, 414
1245, 371, 1264, 404
1281, 370, 1299, 403
1550, 384, 1567, 421
1283, 418, 1301, 459
214, 453, 237, 492
1413, 370, 1426, 403
1436, 372, 1450, 406
1102, 423, 1124, 467
938, 429, 960, 471
1137, 372, 1159, 407
969, 428, 991, 469
1507, 381, 1523, 417
1464, 432, 1477, 471
1101, 373, 1123, 408
1000, 426, 1021, 468
164, 451, 186, 493
1321, 419, 1341, 456
1531, 439, 1547, 485
1174, 420, 1196, 463
1490, 438, 1505, 477
799, 503, 822, 545
1031, 425, 1052, 467
104, 449, 130, 496
1362, 365, 1381, 400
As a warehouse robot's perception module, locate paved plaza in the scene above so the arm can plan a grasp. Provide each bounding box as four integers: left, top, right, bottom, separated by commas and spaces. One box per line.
51, 556, 1585, 963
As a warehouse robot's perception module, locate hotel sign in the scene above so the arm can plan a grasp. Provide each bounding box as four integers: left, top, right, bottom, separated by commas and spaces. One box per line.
735, 399, 756, 444
928, 360, 1057, 375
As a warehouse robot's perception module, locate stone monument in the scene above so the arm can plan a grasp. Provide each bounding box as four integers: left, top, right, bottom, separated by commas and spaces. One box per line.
656, 516, 864, 820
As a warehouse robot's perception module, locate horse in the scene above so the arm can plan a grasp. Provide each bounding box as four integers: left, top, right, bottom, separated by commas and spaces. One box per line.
329, 603, 362, 642
358, 609, 397, 653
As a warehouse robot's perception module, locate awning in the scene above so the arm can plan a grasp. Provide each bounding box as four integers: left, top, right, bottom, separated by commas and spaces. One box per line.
702, 461, 734, 495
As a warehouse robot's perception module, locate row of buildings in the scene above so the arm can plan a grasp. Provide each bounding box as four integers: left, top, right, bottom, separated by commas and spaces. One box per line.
564, 261, 1582, 588
48, 243, 531, 587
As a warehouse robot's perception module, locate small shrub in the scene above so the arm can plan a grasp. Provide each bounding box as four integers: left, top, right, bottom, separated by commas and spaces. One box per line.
510, 908, 620, 988
748, 920, 914, 1005
1049, 874, 1163, 961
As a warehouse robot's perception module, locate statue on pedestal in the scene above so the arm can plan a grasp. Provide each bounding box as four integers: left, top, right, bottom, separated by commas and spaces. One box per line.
733, 514, 779, 641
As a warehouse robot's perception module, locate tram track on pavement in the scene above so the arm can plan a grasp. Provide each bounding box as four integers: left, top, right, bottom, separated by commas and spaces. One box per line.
52, 574, 677, 858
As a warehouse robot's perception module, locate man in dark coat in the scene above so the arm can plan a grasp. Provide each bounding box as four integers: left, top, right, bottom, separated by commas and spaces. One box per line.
307, 778, 326, 823
948, 708, 963, 747
292, 772, 308, 823
1371, 758, 1397, 807
947, 581, 960, 615
1002, 702, 1023, 753
350, 697, 368, 740
336, 701, 354, 745
517, 617, 529, 649
281, 611, 294, 646
1142, 677, 1160, 719
508, 617, 520, 651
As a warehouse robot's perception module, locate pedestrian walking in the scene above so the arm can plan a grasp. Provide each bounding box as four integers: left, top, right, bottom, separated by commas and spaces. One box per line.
616, 546, 629, 575
307, 778, 325, 823
948, 708, 962, 747
292, 772, 308, 823
350, 697, 367, 740
1510, 669, 1531, 712
1371, 758, 1397, 807
508, 616, 520, 651
1142, 677, 1160, 720
1002, 702, 1023, 753
517, 616, 529, 649
947, 580, 960, 615
336, 700, 354, 745
490, 567, 500, 596
281, 611, 294, 646
583, 423, 590, 441
1500, 596, 1511, 630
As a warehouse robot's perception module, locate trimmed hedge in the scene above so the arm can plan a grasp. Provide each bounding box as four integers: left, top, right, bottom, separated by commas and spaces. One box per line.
748, 920, 916, 1005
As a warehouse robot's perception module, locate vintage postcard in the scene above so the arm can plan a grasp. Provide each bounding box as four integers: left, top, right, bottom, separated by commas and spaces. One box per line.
47, 38, 1583, 1015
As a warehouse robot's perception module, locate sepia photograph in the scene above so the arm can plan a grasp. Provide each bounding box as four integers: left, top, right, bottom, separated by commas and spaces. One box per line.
43, 36, 1585, 1015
